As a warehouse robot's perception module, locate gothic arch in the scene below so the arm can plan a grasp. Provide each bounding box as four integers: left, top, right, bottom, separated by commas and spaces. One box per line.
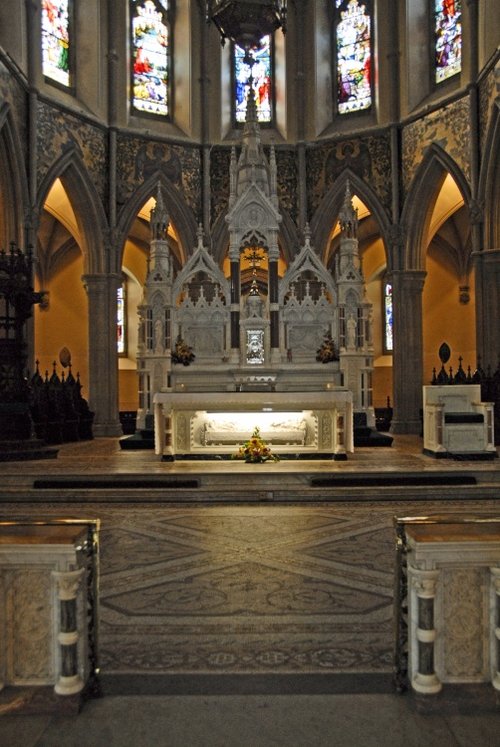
310, 169, 391, 267
479, 101, 500, 249
0, 102, 30, 247
210, 206, 301, 268
401, 143, 471, 271
116, 172, 198, 269
37, 146, 109, 275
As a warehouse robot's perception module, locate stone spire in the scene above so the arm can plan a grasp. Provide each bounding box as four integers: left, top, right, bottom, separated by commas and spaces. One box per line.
233, 79, 271, 198
150, 183, 170, 241
147, 184, 171, 281
339, 180, 358, 240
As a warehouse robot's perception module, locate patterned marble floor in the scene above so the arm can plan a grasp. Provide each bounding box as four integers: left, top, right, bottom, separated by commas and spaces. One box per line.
0, 436, 498, 679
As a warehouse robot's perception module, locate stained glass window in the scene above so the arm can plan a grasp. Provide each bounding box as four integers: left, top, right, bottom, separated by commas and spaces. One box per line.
233, 35, 273, 125
334, 0, 372, 115
117, 281, 127, 356
434, 0, 462, 83
41, 0, 71, 87
131, 0, 171, 117
384, 280, 393, 353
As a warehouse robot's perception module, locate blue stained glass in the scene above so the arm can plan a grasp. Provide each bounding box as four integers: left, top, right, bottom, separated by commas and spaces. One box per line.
117, 284, 126, 355
435, 0, 462, 83
234, 36, 272, 124
41, 0, 70, 86
384, 281, 393, 353
335, 0, 372, 115
132, 0, 169, 116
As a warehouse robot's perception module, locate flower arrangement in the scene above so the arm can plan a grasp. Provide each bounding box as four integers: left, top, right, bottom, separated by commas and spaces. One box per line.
171, 334, 195, 366
316, 332, 338, 363
233, 427, 280, 463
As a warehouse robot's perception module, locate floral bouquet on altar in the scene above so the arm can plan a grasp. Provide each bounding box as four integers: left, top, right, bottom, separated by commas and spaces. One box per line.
233, 427, 280, 463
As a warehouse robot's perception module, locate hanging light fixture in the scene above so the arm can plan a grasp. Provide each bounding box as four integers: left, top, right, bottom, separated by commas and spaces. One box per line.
205, 0, 287, 51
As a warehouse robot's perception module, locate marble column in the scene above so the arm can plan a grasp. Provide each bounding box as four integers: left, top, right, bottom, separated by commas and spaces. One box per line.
409, 567, 441, 694
82, 273, 122, 436
491, 566, 500, 692
390, 270, 426, 434
52, 568, 85, 696
269, 257, 279, 352
229, 247, 240, 352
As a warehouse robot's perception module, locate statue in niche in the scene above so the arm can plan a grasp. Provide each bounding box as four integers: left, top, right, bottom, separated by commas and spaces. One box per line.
346, 315, 357, 349
154, 319, 163, 353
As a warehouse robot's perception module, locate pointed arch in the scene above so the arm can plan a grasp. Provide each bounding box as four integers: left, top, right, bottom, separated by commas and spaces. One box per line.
479, 101, 500, 249
0, 103, 30, 247
37, 145, 109, 274
401, 143, 471, 271
116, 172, 197, 268
310, 168, 391, 266
210, 206, 299, 269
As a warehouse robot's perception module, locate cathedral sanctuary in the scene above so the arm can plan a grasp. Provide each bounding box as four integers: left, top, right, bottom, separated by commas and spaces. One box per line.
0, 1, 499, 739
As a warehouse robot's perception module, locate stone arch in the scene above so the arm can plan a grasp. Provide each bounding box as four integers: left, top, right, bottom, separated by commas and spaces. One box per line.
310, 168, 391, 268
479, 101, 500, 249
115, 172, 198, 269
0, 103, 30, 247
401, 143, 471, 271
211, 206, 300, 269
36, 146, 109, 275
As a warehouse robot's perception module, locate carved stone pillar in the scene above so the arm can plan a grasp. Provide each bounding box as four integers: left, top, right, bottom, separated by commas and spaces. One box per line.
491, 566, 500, 692
409, 567, 441, 694
82, 273, 122, 436
52, 568, 85, 695
391, 270, 426, 434
229, 250, 240, 352
269, 257, 279, 351
473, 248, 500, 371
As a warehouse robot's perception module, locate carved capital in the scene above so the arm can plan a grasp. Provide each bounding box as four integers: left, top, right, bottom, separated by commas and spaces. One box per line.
52, 568, 84, 601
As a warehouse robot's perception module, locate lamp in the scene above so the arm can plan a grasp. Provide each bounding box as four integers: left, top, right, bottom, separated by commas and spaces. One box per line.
206, 0, 287, 51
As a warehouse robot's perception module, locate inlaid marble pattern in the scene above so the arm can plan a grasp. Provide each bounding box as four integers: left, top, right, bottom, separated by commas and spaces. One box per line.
97, 505, 395, 674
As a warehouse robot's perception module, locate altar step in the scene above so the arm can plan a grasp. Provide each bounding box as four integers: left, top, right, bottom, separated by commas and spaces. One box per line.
119, 428, 154, 450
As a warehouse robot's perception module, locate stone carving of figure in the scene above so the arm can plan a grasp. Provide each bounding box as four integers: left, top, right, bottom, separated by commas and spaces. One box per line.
346, 315, 357, 349
154, 319, 163, 353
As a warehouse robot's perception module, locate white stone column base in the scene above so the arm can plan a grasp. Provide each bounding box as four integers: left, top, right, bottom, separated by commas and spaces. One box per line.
55, 674, 84, 695
412, 672, 442, 694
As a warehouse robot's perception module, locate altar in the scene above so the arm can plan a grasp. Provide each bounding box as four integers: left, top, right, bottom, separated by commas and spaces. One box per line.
136, 92, 374, 459
154, 389, 353, 460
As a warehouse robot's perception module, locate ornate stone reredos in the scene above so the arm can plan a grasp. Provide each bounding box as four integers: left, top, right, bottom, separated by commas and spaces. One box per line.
172, 224, 230, 302
279, 224, 336, 305
227, 85, 281, 246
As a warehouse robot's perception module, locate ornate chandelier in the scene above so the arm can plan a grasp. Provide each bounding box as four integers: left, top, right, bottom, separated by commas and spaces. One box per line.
205, 0, 287, 50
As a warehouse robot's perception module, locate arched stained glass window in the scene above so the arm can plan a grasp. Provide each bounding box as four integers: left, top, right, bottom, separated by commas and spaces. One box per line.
434, 0, 462, 83
233, 35, 273, 125
117, 279, 127, 356
383, 280, 393, 353
334, 0, 372, 115
131, 0, 172, 117
41, 0, 71, 87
